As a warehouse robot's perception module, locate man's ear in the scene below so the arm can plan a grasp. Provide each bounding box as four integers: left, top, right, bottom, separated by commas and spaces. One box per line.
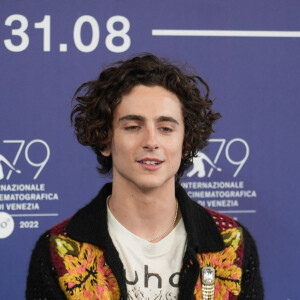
182, 151, 188, 158
101, 144, 111, 157
182, 146, 190, 158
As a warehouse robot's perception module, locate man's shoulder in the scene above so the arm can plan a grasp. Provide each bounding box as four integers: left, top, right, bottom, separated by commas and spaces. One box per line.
50, 217, 72, 236
203, 208, 244, 251
203, 207, 239, 233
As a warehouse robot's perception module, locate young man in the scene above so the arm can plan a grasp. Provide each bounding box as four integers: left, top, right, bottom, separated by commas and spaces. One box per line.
26, 54, 264, 299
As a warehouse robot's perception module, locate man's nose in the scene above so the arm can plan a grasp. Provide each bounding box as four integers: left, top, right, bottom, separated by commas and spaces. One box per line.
142, 127, 159, 150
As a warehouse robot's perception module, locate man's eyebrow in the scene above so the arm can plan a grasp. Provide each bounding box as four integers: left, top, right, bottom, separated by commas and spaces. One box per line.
118, 115, 145, 123
118, 115, 180, 125
157, 116, 180, 125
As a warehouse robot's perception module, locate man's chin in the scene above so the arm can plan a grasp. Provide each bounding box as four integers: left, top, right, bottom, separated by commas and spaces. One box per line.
133, 179, 175, 192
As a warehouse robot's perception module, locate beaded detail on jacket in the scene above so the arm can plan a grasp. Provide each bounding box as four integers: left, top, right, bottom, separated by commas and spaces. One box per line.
49, 210, 243, 300
192, 210, 244, 300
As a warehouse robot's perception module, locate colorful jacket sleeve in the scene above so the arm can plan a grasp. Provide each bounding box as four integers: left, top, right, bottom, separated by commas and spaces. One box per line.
26, 231, 67, 300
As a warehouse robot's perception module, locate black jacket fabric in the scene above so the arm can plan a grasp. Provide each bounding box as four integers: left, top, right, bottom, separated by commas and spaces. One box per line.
26, 183, 264, 299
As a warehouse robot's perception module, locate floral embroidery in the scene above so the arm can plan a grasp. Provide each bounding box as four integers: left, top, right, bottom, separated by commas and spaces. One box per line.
222, 228, 243, 250
194, 228, 243, 300
51, 235, 120, 300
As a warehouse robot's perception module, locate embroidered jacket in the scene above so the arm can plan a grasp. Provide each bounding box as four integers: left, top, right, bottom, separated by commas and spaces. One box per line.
26, 183, 264, 299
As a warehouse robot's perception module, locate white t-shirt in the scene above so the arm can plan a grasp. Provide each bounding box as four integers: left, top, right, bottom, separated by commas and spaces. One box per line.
107, 203, 187, 300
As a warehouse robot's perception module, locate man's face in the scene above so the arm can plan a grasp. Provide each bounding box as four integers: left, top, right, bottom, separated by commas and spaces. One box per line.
102, 85, 185, 192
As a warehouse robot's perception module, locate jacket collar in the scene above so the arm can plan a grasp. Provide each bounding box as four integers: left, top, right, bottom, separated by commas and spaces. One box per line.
175, 183, 225, 252
67, 182, 225, 253
66, 183, 113, 248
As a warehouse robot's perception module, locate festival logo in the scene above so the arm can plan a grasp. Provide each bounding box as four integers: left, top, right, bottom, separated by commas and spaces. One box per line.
0, 212, 14, 239
0, 154, 21, 180
182, 138, 257, 216
0, 139, 60, 237
187, 152, 222, 178
0, 139, 50, 181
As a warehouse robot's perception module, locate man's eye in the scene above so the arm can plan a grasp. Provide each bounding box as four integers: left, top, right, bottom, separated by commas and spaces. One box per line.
160, 127, 173, 133
124, 126, 139, 131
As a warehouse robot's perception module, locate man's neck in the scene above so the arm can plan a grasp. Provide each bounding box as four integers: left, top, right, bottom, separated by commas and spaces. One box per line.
108, 178, 179, 242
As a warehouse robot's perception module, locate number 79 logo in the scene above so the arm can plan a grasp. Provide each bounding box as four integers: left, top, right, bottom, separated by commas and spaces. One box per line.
187, 138, 250, 178
208, 138, 249, 177
0, 139, 50, 180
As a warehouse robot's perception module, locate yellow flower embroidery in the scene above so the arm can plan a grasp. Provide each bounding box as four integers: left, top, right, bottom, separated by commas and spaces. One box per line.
222, 228, 243, 250
194, 227, 243, 300
51, 236, 120, 300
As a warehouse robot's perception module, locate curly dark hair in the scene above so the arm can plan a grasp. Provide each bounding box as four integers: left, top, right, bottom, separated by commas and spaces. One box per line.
71, 53, 221, 181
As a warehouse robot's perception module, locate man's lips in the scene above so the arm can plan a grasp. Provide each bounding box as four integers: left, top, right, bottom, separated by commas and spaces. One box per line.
137, 158, 163, 166
138, 160, 162, 165
138, 157, 163, 171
